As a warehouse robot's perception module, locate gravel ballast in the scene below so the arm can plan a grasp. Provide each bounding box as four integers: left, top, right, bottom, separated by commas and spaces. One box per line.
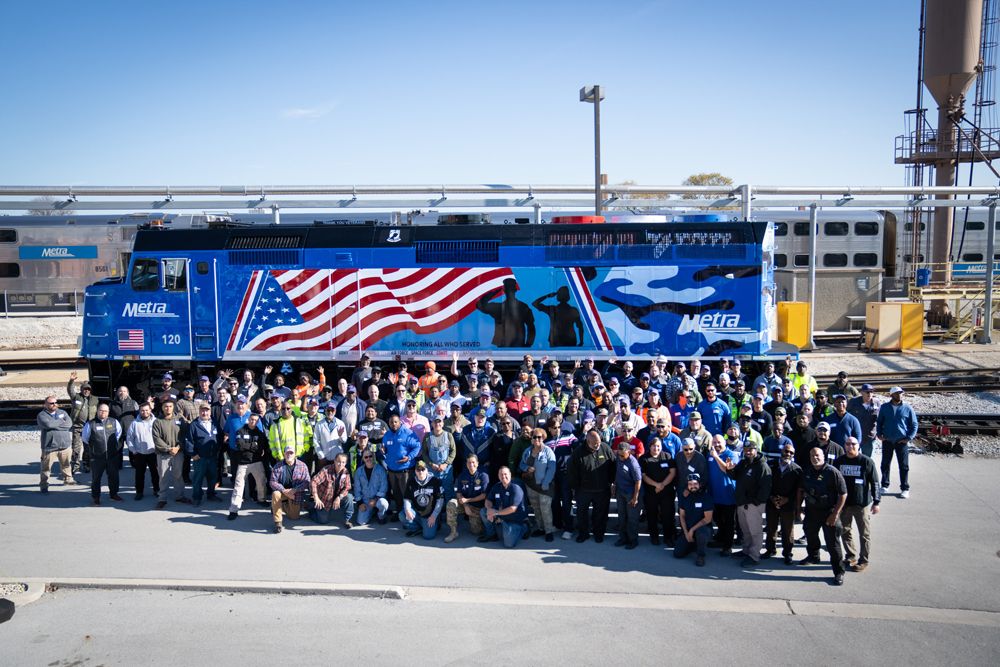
0, 317, 81, 350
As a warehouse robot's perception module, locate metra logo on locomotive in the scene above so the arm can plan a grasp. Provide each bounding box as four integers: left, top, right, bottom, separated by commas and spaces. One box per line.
677, 313, 742, 335
123, 302, 170, 317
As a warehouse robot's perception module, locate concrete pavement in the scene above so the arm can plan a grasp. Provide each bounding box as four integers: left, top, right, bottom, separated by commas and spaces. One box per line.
1, 437, 999, 615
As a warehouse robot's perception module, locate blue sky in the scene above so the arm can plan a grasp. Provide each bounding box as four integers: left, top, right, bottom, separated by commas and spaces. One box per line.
0, 0, 983, 188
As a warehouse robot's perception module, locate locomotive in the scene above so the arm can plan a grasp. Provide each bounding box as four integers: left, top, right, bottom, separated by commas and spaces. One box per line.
80, 217, 780, 396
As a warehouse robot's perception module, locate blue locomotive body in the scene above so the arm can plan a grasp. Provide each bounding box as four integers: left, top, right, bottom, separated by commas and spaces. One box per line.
81, 220, 778, 394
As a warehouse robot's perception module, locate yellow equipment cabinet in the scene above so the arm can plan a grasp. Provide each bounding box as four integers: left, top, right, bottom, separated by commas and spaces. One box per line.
777, 302, 810, 349
865, 302, 924, 351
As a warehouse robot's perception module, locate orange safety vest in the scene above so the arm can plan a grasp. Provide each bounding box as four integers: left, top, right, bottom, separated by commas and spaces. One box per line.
418, 372, 439, 398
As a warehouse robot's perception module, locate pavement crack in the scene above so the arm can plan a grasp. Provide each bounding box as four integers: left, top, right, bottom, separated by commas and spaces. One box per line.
786, 600, 796, 615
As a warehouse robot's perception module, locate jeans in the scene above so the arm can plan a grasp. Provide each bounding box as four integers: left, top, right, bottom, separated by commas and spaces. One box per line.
309, 493, 355, 524
616, 491, 640, 543
881, 440, 909, 491
480, 508, 527, 548
90, 457, 119, 500
674, 525, 711, 558
804, 507, 845, 575
400, 511, 440, 539
861, 438, 876, 459
355, 498, 390, 525
431, 464, 455, 502
191, 456, 220, 501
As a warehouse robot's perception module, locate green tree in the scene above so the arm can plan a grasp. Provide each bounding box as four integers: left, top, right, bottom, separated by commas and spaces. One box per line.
681, 173, 733, 199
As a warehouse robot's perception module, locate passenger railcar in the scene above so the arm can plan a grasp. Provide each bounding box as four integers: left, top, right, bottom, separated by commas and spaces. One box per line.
81, 220, 778, 396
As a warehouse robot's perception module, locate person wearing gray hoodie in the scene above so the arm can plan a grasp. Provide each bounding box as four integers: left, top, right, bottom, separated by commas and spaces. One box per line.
37, 396, 75, 493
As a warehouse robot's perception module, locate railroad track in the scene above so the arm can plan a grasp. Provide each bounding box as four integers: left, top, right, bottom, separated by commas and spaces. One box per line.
814, 368, 1000, 394
918, 414, 1000, 436
0, 400, 64, 427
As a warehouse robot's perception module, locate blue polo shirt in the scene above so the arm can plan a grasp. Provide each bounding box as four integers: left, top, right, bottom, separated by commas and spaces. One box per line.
679, 490, 715, 528
615, 454, 643, 497
224, 411, 253, 449
456, 469, 490, 508
707, 448, 740, 505
487, 481, 526, 523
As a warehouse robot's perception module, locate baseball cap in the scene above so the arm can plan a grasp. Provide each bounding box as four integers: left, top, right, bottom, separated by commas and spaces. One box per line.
283, 444, 295, 453
688, 472, 701, 483
200, 375, 210, 382
775, 407, 786, 416
415, 460, 427, 470
890, 386, 905, 395
861, 383, 875, 391
618, 396, 629, 405
321, 385, 332, 392
656, 418, 669, 427
837, 371, 848, 378
640, 373, 650, 380
583, 410, 595, 422
184, 385, 194, 390
408, 376, 418, 384
405, 398, 416, 405
310, 379, 320, 385
163, 373, 173, 381
263, 384, 274, 391
657, 354, 668, 363
357, 430, 369, 438
236, 395, 248, 404
450, 380, 460, 387
553, 379, 563, 386
738, 413, 752, 421
325, 404, 336, 412
432, 414, 443, 422
689, 412, 702, 419
735, 379, 746, 386
307, 398, 319, 405
470, 406, 486, 418
608, 377, 619, 385
589, 369, 600, 376
833, 394, 846, 401
595, 407, 609, 416
347, 384, 357, 393
80, 381, 92, 390
816, 422, 831, 431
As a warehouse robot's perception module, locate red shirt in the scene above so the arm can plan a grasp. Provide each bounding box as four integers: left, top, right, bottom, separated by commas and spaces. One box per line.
505, 396, 531, 419
612, 435, 645, 458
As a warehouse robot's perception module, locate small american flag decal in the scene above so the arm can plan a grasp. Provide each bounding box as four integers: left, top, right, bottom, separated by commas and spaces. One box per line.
118, 329, 144, 350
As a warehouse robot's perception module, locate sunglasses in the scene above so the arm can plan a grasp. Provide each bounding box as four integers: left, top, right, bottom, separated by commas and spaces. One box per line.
362, 455, 374, 461
531, 435, 545, 440
682, 448, 694, 452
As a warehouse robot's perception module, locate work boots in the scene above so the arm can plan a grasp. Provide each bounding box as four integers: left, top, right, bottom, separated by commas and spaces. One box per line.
444, 527, 459, 543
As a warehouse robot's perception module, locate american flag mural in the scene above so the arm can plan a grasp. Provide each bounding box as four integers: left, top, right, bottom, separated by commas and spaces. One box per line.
117, 329, 144, 350
226, 267, 514, 353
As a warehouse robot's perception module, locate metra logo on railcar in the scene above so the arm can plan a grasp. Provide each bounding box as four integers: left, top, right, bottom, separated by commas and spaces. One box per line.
677, 313, 743, 335
123, 302, 175, 317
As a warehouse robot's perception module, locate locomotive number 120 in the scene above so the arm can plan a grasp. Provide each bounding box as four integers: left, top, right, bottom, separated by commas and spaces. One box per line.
162, 334, 182, 345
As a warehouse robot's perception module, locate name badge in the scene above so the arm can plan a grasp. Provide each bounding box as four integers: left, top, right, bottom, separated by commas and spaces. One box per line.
175, 420, 181, 425
695, 502, 702, 508
95, 426, 104, 431
75, 400, 82, 405
855, 478, 864, 484
623, 465, 629, 471
495, 494, 500, 499
242, 434, 250, 439
688, 465, 695, 472
827, 453, 835, 460
660, 462, 670, 468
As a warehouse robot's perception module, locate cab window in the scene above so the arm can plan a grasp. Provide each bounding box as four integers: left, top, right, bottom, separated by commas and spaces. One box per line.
130, 258, 159, 292
162, 259, 187, 292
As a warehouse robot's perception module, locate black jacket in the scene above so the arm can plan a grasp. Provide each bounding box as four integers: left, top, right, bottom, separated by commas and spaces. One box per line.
768, 459, 802, 500
231, 422, 269, 465
567, 442, 615, 491
730, 454, 772, 505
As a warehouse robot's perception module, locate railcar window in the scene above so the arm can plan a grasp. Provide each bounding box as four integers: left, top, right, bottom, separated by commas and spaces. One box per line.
793, 254, 810, 267
774, 223, 788, 236
823, 253, 849, 267
854, 222, 880, 236
774, 253, 788, 268
824, 222, 849, 236
0, 229, 16, 243
853, 253, 879, 267
0, 262, 20, 277
196, 262, 209, 275
962, 253, 984, 262
130, 258, 159, 292
904, 254, 925, 263
162, 259, 187, 292
967, 222, 985, 231
904, 222, 927, 232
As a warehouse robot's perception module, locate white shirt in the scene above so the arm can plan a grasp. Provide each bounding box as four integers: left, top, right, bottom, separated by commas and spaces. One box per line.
314, 417, 348, 461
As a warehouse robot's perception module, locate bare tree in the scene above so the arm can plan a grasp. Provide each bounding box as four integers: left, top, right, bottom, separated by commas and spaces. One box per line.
28, 196, 71, 216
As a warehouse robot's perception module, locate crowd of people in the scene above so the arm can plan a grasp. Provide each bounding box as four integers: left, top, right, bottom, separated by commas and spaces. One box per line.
36, 353, 919, 585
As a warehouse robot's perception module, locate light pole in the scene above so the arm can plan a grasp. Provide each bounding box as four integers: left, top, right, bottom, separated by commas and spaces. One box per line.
580, 85, 605, 217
